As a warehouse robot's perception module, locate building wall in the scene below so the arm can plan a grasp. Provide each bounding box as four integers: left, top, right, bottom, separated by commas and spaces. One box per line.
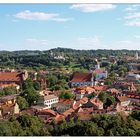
0, 110, 2, 117
76, 94, 84, 100
14, 103, 20, 114
120, 100, 130, 107
44, 97, 59, 108
71, 81, 92, 87
96, 72, 107, 80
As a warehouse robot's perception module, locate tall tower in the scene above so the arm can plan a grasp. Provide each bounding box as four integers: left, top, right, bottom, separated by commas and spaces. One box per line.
135, 52, 139, 60
95, 59, 100, 69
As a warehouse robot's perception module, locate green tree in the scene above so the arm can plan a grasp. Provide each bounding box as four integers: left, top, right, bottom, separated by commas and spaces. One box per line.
98, 92, 107, 103
22, 79, 33, 90
131, 110, 140, 121
0, 121, 12, 136
17, 96, 29, 110
22, 88, 39, 106
59, 91, 74, 99
137, 86, 140, 94
104, 78, 113, 85
104, 96, 116, 109
46, 75, 58, 88
33, 81, 40, 91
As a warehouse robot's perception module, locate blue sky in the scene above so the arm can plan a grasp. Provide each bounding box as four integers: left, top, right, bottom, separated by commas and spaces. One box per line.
0, 4, 140, 51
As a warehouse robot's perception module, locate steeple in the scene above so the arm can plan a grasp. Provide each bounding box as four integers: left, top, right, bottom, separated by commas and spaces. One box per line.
135, 52, 139, 60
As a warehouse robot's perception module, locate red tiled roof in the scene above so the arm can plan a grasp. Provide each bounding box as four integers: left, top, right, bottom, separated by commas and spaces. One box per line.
71, 72, 92, 82
75, 107, 84, 113
38, 109, 57, 116
59, 99, 74, 106
73, 101, 81, 110
54, 114, 65, 122
107, 88, 120, 94
90, 98, 103, 107
75, 86, 95, 94
79, 97, 88, 104
0, 94, 18, 103
95, 69, 106, 74
62, 108, 74, 117
77, 112, 92, 121
117, 96, 129, 102
0, 72, 22, 82
93, 85, 108, 91
0, 83, 18, 88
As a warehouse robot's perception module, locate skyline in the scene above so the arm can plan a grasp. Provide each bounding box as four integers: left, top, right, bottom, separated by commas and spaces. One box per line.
1, 4, 140, 51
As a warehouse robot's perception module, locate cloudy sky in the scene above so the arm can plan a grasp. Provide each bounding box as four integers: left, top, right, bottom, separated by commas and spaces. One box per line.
0, 4, 140, 51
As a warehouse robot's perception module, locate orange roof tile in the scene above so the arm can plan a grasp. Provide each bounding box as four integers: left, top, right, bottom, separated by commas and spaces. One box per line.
59, 99, 74, 106
54, 114, 65, 122
94, 68, 106, 74
90, 98, 103, 107
38, 109, 57, 116
93, 85, 108, 91
62, 108, 74, 117
117, 96, 129, 102
73, 101, 81, 110
79, 97, 88, 104
0, 72, 22, 82
71, 72, 92, 82
0, 83, 18, 88
107, 88, 120, 94
77, 112, 92, 121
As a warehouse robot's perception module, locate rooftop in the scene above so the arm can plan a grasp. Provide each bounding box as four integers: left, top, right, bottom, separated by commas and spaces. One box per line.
117, 96, 129, 102
0, 94, 19, 103
59, 99, 75, 106
94, 68, 106, 74
44, 95, 58, 100
71, 72, 92, 82
0, 72, 22, 82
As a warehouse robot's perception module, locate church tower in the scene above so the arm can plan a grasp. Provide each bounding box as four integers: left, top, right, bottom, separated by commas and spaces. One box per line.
135, 52, 139, 60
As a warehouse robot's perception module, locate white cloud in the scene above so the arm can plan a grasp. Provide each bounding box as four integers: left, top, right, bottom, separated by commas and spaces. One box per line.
125, 20, 140, 26
14, 10, 71, 22
125, 12, 140, 19
124, 7, 137, 12
134, 35, 140, 39
70, 4, 116, 13
124, 9, 140, 26
132, 5, 140, 7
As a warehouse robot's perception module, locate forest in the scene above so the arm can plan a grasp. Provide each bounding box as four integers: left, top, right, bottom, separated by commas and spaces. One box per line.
0, 48, 137, 71
0, 111, 140, 136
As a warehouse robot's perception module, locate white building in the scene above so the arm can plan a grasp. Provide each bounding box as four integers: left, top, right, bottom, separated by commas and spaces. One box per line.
38, 95, 59, 109
135, 52, 139, 60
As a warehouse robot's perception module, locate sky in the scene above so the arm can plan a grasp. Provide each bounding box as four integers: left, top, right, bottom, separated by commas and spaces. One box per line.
0, 4, 140, 51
